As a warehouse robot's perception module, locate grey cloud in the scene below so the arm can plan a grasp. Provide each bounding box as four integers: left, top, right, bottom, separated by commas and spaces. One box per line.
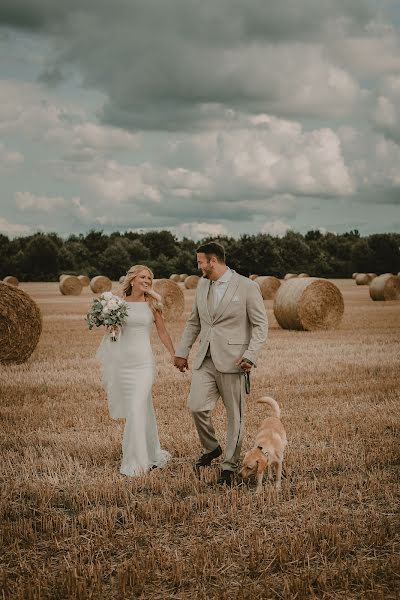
0, 0, 373, 130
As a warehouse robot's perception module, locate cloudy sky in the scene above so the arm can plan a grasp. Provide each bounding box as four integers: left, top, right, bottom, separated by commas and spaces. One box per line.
1, 1, 400, 240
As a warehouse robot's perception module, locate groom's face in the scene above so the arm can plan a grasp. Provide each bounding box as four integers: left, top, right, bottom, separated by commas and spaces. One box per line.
197, 252, 215, 279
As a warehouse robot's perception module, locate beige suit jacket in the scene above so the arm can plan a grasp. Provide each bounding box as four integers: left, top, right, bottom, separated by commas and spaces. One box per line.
176, 271, 268, 373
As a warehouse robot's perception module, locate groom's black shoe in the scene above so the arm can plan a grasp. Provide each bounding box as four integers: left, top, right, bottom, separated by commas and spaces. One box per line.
217, 470, 235, 487
195, 445, 222, 469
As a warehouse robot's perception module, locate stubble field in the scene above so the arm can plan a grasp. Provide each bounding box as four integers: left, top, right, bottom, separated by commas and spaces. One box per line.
0, 279, 399, 599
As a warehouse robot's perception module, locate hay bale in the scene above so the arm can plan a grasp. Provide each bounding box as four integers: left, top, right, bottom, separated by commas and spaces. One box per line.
273, 277, 344, 331
59, 274, 71, 282
3, 276, 19, 286
256, 276, 281, 299
78, 275, 90, 287
119, 275, 126, 284
180, 274, 189, 282
59, 275, 83, 296
0, 281, 42, 364
355, 273, 372, 285
368, 273, 377, 280
369, 274, 400, 301
352, 273, 358, 279
169, 274, 181, 282
249, 274, 259, 280
90, 275, 112, 294
284, 273, 297, 280
298, 273, 310, 278
153, 279, 185, 321
184, 275, 200, 289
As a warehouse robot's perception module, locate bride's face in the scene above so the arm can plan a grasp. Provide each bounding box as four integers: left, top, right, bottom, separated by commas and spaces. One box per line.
132, 269, 152, 293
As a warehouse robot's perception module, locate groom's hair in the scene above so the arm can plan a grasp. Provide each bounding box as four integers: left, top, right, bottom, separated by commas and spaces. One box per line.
196, 241, 226, 263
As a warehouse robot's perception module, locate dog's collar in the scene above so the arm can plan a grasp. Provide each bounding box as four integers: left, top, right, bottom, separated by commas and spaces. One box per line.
257, 445, 269, 456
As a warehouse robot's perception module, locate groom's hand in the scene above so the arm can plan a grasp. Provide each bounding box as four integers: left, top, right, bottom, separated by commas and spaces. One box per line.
236, 357, 254, 371
174, 356, 188, 372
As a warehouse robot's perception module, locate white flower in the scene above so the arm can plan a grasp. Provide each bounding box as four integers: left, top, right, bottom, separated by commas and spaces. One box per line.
103, 307, 110, 314
107, 299, 118, 310
102, 292, 113, 301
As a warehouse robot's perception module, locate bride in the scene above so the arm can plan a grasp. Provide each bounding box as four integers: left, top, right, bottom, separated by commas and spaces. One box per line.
96, 265, 174, 476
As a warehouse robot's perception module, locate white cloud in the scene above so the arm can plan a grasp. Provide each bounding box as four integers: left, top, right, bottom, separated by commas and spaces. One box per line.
206, 118, 354, 197
71, 196, 90, 219
172, 222, 229, 241
331, 21, 400, 77
46, 121, 140, 155
0, 142, 24, 167
261, 219, 291, 237
0, 80, 83, 136
15, 192, 66, 212
83, 161, 161, 204
0, 216, 30, 236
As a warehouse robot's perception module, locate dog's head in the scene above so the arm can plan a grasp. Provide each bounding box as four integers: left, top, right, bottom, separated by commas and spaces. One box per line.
238, 447, 268, 479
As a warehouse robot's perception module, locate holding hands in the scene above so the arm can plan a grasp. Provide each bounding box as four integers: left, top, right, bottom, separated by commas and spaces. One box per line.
174, 356, 188, 372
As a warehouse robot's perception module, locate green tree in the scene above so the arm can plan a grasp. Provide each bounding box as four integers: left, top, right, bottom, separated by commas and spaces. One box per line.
98, 241, 131, 280
279, 231, 311, 274
350, 239, 373, 273
367, 234, 400, 274
142, 231, 178, 259
22, 234, 60, 280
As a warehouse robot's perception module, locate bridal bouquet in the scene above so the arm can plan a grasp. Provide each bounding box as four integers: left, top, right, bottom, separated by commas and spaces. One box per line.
86, 292, 128, 341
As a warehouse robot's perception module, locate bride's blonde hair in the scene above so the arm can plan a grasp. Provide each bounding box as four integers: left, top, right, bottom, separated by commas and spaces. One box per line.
121, 265, 163, 315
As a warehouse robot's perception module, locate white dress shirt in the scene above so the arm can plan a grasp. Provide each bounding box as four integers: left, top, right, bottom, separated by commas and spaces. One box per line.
210, 268, 233, 312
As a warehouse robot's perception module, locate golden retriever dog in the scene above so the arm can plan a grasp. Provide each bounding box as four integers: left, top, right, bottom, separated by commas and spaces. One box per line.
239, 397, 287, 492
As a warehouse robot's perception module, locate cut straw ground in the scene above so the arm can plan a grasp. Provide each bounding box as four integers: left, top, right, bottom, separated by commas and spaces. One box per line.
0, 280, 399, 599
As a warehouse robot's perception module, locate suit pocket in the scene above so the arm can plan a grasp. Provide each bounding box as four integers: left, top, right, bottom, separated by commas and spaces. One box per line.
227, 339, 250, 345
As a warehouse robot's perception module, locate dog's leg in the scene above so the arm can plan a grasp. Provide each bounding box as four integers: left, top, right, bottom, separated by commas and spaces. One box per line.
275, 460, 283, 490
256, 468, 264, 494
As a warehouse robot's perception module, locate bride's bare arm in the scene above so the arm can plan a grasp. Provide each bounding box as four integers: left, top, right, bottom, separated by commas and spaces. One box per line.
154, 310, 175, 359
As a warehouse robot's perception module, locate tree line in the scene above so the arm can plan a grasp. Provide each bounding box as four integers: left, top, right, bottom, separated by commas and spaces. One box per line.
0, 229, 399, 282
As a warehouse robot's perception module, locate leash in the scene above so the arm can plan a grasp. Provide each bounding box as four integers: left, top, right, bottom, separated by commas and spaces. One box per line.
244, 370, 251, 394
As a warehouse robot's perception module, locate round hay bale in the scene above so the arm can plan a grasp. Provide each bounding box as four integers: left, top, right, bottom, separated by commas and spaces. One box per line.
369, 274, 400, 301
90, 275, 112, 294
119, 275, 126, 284
59, 275, 83, 296
284, 273, 297, 280
249, 274, 259, 280
77, 275, 90, 287
169, 274, 181, 282
256, 276, 281, 299
355, 273, 372, 286
0, 281, 42, 364
59, 274, 71, 282
298, 273, 310, 278
352, 273, 358, 279
3, 276, 19, 286
273, 277, 344, 331
368, 273, 377, 280
184, 275, 200, 289
153, 278, 185, 322
180, 274, 189, 282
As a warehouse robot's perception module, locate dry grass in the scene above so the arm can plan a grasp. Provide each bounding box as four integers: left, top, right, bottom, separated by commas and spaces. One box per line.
0, 280, 399, 600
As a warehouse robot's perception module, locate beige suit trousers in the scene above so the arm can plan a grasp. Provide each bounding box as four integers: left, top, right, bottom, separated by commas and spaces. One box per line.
188, 357, 246, 471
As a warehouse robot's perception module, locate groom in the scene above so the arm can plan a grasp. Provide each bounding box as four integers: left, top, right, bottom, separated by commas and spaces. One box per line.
174, 241, 267, 486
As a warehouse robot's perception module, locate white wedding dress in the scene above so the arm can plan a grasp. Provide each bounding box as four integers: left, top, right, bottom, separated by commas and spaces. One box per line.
96, 302, 171, 476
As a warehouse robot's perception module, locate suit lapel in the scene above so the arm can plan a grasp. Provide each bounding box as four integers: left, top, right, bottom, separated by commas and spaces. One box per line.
213, 272, 240, 322
200, 278, 213, 324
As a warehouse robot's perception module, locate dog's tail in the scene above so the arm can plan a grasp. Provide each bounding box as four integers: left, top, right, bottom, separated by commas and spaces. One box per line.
257, 396, 281, 418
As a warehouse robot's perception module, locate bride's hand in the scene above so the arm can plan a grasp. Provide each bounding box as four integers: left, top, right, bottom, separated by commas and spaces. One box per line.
107, 325, 120, 334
